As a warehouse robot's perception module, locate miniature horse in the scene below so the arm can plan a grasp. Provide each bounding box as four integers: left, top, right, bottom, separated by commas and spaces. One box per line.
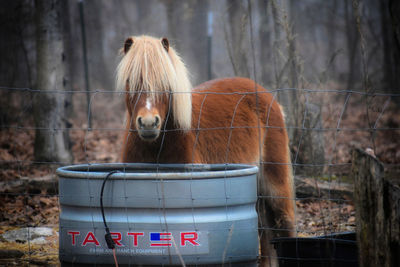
117, 35, 294, 266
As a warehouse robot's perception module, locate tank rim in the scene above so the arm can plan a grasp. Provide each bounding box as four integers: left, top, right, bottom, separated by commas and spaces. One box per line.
56, 163, 259, 180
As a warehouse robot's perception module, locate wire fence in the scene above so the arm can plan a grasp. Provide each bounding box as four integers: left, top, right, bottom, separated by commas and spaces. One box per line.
1, 85, 399, 266
2, 0, 400, 264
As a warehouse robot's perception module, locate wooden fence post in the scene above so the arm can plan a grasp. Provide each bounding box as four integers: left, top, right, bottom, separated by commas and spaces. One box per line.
352, 148, 400, 267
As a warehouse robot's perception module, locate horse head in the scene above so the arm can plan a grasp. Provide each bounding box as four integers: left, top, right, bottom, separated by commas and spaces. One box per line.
116, 35, 192, 142
127, 87, 169, 141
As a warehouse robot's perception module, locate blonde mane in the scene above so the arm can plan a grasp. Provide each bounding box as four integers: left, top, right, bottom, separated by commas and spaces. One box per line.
116, 35, 192, 130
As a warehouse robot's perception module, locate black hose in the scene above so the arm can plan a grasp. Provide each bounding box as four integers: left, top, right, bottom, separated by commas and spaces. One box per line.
100, 170, 120, 249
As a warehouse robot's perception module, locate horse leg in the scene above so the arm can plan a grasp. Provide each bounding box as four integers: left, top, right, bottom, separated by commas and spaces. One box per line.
260, 163, 295, 233
258, 196, 278, 267
258, 140, 295, 266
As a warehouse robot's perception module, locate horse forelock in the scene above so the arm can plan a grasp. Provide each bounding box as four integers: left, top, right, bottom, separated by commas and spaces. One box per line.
116, 35, 192, 130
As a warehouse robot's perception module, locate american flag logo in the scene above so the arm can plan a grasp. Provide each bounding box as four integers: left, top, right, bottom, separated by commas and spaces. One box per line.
150, 232, 172, 247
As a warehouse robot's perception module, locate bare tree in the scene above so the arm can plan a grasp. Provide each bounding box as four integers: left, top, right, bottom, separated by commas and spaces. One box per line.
345, 0, 360, 90
327, 0, 339, 76
162, 0, 209, 85
226, 0, 249, 77
270, 0, 283, 88
389, 0, 400, 106
84, 0, 111, 91
163, 0, 182, 50
136, 0, 152, 34
61, 0, 73, 117
270, 0, 325, 175
380, 0, 394, 91
390, 0, 400, 48
0, 1, 36, 125
257, 0, 272, 86
34, 0, 73, 163
185, 0, 209, 84
380, 0, 400, 96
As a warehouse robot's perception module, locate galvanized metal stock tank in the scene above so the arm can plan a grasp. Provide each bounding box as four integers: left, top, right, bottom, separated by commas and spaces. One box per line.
57, 163, 259, 266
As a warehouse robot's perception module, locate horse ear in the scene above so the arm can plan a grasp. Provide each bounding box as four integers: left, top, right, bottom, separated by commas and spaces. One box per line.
161, 37, 169, 52
124, 37, 134, 54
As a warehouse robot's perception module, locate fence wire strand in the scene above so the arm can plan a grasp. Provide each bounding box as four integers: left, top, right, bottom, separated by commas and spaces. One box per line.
1, 84, 399, 266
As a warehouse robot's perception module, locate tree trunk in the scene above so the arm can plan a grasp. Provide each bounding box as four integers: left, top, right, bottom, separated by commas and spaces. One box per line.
352, 148, 400, 267
136, 0, 151, 34
327, 0, 338, 76
185, 0, 209, 85
270, 0, 282, 88
285, 0, 301, 147
390, 0, 400, 49
345, 0, 359, 90
388, 0, 400, 105
380, 0, 399, 93
34, 0, 73, 163
61, 0, 73, 118
226, 0, 249, 77
257, 0, 272, 87
163, 0, 208, 86
164, 0, 182, 51
84, 0, 110, 91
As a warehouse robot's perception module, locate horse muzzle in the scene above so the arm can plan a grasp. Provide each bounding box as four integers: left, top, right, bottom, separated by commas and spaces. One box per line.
136, 115, 161, 141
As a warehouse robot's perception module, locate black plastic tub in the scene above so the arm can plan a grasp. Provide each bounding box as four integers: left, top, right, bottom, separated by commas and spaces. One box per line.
271, 232, 358, 267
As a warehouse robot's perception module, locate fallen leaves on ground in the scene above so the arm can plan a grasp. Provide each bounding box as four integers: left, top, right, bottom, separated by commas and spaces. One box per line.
296, 199, 356, 236
0, 226, 58, 266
